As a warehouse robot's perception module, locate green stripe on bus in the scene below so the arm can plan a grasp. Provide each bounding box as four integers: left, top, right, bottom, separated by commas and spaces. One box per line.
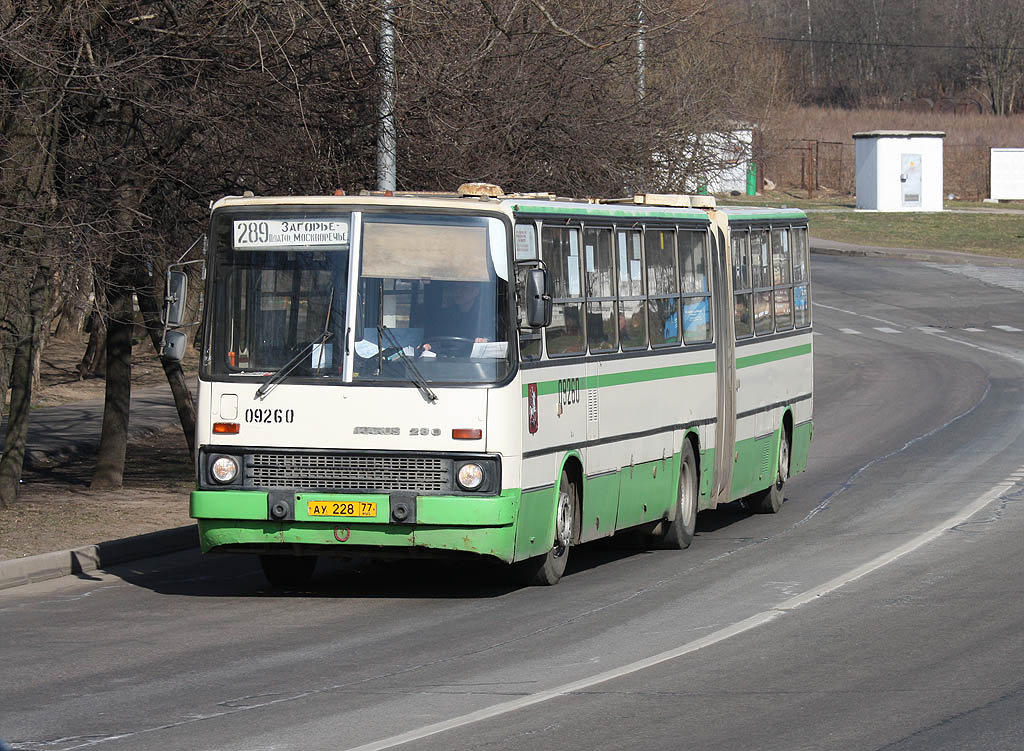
522, 360, 715, 397
521, 342, 811, 397
736, 343, 812, 369
512, 204, 710, 221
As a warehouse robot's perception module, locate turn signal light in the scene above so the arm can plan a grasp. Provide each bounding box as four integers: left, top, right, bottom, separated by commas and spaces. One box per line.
452, 428, 482, 440
213, 422, 240, 434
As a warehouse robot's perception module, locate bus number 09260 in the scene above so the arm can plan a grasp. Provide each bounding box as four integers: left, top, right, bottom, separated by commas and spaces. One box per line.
245, 408, 294, 424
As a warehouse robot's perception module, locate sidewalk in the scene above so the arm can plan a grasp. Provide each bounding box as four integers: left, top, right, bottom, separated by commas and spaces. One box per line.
0, 387, 196, 590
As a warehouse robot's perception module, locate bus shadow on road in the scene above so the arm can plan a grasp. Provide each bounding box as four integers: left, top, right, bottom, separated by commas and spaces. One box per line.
110, 501, 760, 598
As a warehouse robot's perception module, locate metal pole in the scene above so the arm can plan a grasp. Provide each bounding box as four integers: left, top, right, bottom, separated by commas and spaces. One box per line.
636, 4, 646, 101
376, 0, 396, 192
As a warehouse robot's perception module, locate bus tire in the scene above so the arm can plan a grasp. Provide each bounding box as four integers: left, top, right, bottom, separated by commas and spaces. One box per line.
751, 430, 789, 514
514, 470, 576, 586
656, 440, 698, 549
259, 554, 318, 588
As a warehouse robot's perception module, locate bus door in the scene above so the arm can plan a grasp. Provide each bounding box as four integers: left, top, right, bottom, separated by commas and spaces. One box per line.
709, 218, 737, 507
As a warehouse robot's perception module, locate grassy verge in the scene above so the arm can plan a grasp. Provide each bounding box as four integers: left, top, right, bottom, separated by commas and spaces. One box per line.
809, 211, 1024, 258
719, 191, 1024, 258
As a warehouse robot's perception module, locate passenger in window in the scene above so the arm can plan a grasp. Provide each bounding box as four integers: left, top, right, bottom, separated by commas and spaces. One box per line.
735, 296, 752, 337
618, 307, 646, 349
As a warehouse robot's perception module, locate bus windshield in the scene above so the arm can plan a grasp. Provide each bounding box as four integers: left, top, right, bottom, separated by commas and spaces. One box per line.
352, 213, 513, 385
207, 209, 513, 386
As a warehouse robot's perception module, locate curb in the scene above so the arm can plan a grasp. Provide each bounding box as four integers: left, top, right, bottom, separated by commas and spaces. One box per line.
0, 524, 198, 591
810, 237, 1024, 268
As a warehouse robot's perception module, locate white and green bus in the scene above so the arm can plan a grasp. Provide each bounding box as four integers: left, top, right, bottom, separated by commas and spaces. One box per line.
165, 186, 812, 587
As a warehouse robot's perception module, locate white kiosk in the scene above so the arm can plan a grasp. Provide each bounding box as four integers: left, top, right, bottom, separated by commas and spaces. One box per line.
854, 130, 945, 211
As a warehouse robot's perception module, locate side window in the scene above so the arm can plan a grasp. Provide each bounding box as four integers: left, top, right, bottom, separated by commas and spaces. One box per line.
750, 230, 774, 335
584, 227, 617, 353
792, 227, 811, 327
645, 229, 680, 347
732, 231, 752, 339
515, 222, 542, 360
772, 228, 793, 331
680, 230, 712, 344
543, 226, 585, 356
617, 229, 647, 350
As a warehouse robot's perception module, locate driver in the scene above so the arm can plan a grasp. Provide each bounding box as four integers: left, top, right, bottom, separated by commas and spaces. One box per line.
422, 281, 490, 354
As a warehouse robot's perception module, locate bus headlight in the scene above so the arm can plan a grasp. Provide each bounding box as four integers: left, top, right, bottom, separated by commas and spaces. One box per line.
457, 462, 485, 490
211, 455, 239, 484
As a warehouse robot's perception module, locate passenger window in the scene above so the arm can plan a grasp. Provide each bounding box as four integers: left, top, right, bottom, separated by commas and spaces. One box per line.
732, 231, 753, 339
543, 226, 585, 356
516, 222, 542, 360
617, 229, 647, 350
645, 229, 680, 347
772, 228, 793, 331
680, 231, 712, 344
750, 230, 774, 335
584, 227, 617, 353
792, 228, 811, 327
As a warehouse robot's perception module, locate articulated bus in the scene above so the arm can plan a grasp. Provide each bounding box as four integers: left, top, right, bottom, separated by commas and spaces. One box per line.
165, 186, 812, 587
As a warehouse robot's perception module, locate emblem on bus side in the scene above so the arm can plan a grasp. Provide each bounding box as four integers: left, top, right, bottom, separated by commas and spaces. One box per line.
353, 426, 400, 435
528, 383, 538, 434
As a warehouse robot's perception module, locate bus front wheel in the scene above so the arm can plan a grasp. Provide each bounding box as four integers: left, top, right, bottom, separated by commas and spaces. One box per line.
259, 554, 318, 589
515, 470, 577, 586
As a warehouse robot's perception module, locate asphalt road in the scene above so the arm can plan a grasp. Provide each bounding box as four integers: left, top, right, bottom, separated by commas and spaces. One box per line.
3, 254, 1024, 751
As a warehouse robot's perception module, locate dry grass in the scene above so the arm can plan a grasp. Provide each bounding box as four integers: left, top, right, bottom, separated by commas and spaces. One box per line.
761, 106, 1024, 201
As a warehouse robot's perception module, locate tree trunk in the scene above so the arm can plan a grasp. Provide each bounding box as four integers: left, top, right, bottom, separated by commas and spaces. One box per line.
79, 308, 107, 379
90, 288, 133, 489
0, 265, 50, 508
54, 261, 92, 337
136, 282, 197, 454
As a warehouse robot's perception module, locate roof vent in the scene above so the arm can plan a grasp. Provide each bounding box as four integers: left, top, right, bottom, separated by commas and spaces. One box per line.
457, 182, 504, 198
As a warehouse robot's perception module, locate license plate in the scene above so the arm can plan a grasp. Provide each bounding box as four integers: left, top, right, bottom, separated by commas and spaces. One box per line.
307, 501, 377, 518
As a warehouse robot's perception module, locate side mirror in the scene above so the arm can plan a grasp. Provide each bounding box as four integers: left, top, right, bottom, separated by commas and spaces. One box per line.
525, 268, 552, 329
164, 271, 188, 327
162, 330, 187, 362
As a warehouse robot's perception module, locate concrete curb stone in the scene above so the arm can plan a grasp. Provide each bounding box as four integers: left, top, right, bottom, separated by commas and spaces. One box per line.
0, 524, 198, 591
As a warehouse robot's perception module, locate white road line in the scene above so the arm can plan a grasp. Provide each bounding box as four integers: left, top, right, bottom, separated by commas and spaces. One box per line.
964, 328, 985, 332
344, 480, 1012, 751
838, 328, 861, 335
916, 326, 943, 334
993, 325, 1023, 332
874, 327, 902, 334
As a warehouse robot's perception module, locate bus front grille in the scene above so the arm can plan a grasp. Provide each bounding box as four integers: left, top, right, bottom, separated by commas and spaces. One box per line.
247, 453, 450, 492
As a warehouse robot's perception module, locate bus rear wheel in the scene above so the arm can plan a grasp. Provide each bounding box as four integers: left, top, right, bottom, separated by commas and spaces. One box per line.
259, 554, 318, 589
515, 470, 576, 586
655, 441, 698, 549
751, 430, 789, 514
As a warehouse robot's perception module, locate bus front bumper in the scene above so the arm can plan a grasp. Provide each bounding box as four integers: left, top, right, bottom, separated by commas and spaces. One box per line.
191, 489, 520, 563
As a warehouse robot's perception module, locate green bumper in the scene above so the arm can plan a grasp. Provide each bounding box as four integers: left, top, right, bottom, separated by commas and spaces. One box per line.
191, 489, 520, 563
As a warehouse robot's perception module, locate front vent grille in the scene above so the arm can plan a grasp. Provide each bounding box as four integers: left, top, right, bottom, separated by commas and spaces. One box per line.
247, 453, 450, 492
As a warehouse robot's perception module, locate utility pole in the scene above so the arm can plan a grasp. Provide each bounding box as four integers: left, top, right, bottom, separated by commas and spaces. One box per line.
636, 4, 646, 101
806, 0, 815, 88
376, 0, 397, 191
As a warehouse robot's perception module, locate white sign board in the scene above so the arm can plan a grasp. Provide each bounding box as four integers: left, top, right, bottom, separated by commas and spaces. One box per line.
233, 219, 349, 249
991, 148, 1024, 200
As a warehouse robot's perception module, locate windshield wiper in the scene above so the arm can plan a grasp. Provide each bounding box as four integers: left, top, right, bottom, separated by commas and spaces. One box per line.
255, 289, 335, 401
377, 324, 438, 404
